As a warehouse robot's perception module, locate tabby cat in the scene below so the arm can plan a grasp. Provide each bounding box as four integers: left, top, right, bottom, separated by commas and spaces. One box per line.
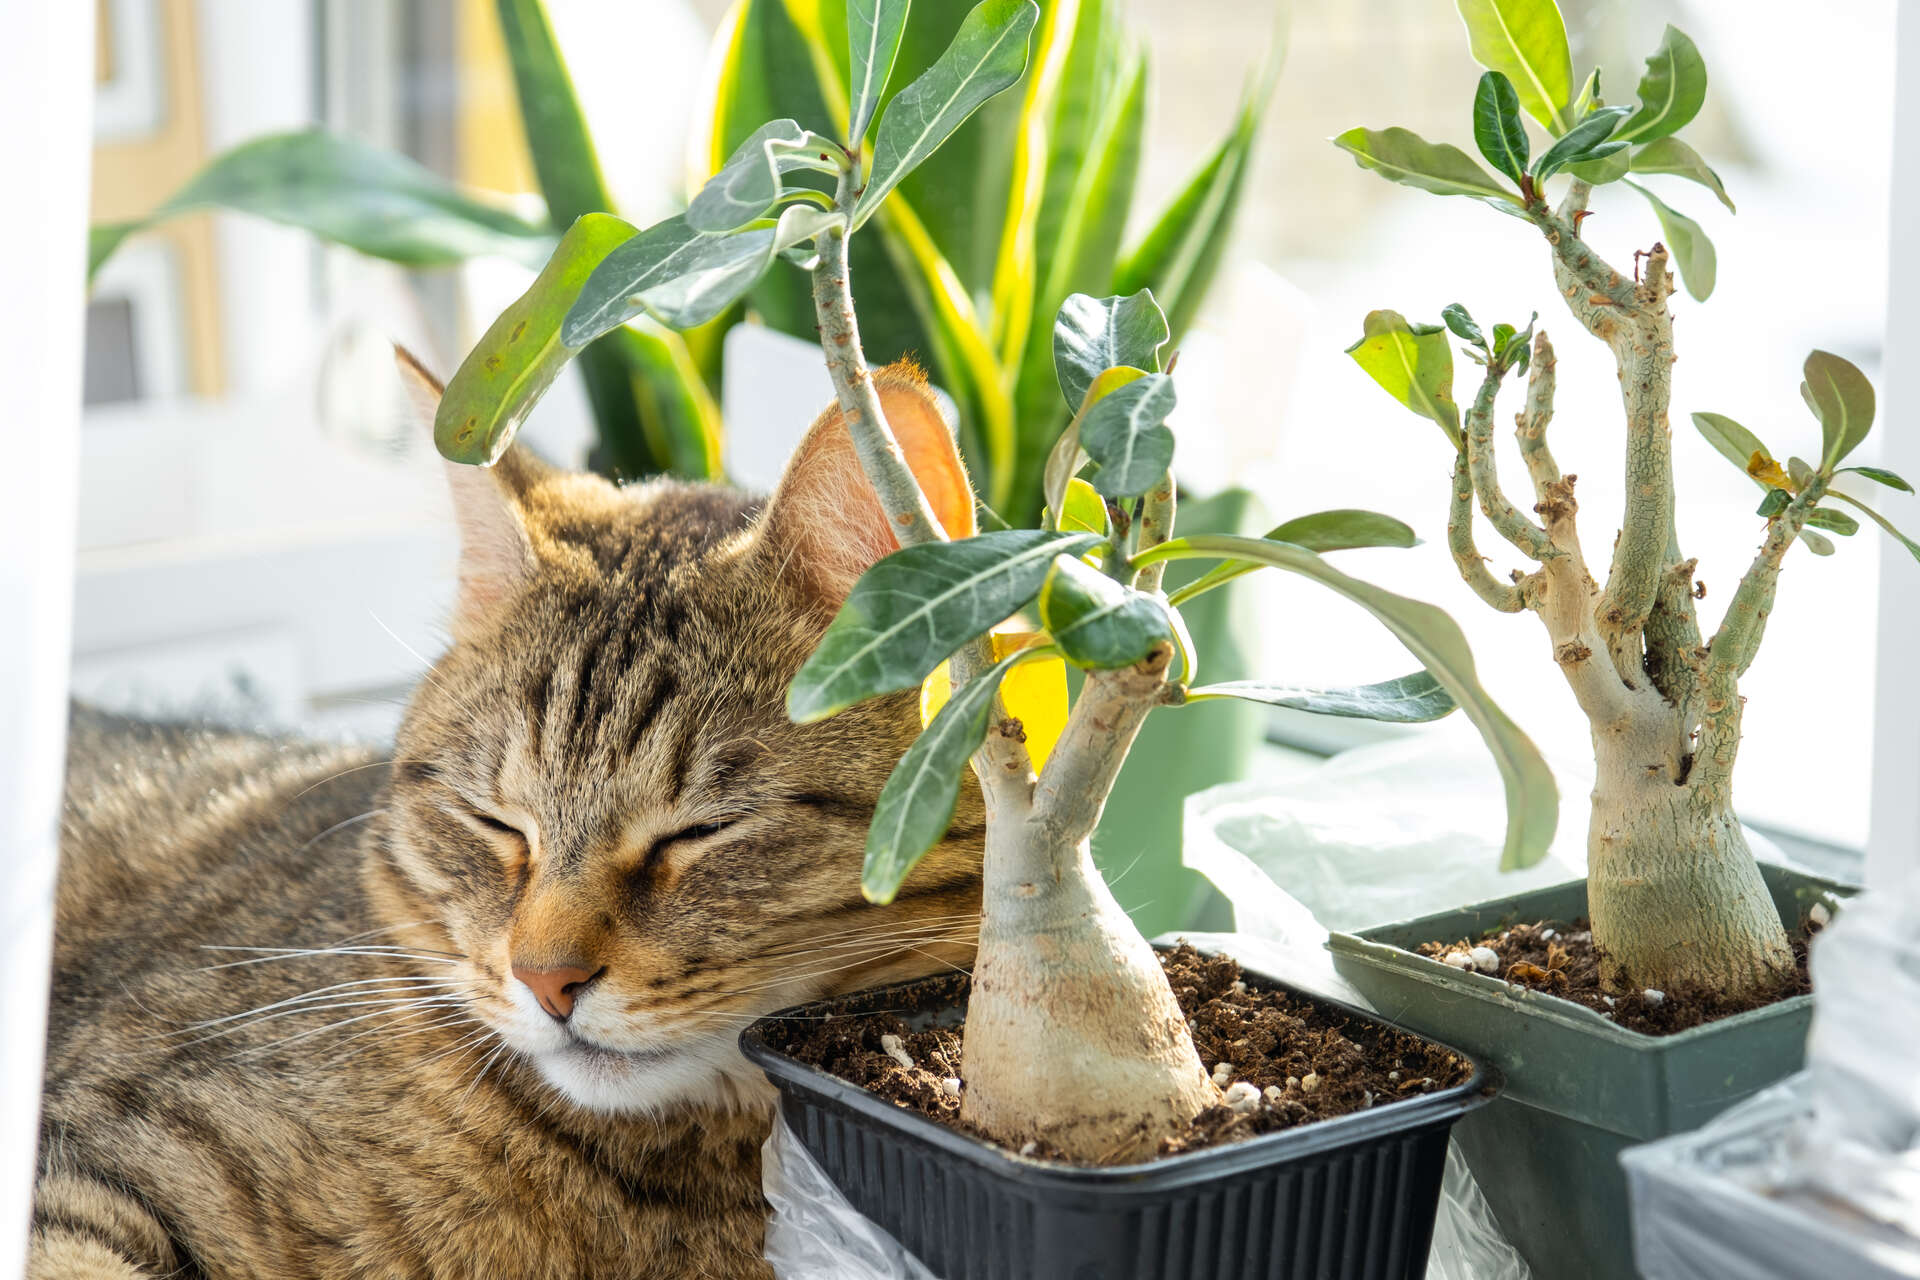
31, 352, 986, 1279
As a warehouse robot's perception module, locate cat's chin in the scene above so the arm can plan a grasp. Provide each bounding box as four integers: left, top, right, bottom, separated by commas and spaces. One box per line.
529, 1035, 771, 1116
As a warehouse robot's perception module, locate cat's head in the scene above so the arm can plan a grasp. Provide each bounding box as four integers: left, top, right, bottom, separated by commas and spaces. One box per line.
375, 349, 984, 1115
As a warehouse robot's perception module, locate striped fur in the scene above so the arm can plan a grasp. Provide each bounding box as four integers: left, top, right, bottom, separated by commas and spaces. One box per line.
34, 371, 984, 1278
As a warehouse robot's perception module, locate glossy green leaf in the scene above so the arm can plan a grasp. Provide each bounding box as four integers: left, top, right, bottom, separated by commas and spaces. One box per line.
1052, 289, 1170, 410
1186, 671, 1456, 723
863, 644, 1047, 904
435, 212, 638, 467
1137, 533, 1558, 870
1832, 492, 1920, 563
1839, 465, 1913, 493
1079, 372, 1177, 499
856, 0, 1040, 225
494, 0, 609, 223
1630, 136, 1734, 212
1039, 554, 1174, 669
1565, 146, 1631, 185
1571, 66, 1601, 118
1628, 181, 1715, 301
1332, 127, 1520, 210
1041, 365, 1145, 530
1167, 508, 1417, 606
1757, 489, 1790, 518
847, 0, 912, 145
1531, 105, 1629, 179
1801, 349, 1876, 469
1472, 72, 1529, 184
788, 529, 1101, 722
1056, 477, 1108, 536
687, 119, 808, 232
1806, 507, 1860, 536
1345, 310, 1461, 444
1443, 302, 1486, 348
1799, 529, 1836, 556
1616, 24, 1706, 143
1691, 412, 1773, 478
1115, 74, 1270, 344
1454, 0, 1573, 133
89, 129, 549, 280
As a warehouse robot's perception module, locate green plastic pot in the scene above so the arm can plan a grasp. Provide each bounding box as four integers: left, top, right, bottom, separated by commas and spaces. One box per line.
1326, 861, 1853, 1280
1092, 487, 1267, 938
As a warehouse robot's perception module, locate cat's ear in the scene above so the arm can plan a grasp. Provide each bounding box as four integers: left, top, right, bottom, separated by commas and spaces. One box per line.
759, 361, 976, 604
394, 345, 548, 631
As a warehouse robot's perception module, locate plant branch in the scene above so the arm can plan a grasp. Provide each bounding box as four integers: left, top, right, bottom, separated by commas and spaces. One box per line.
1465, 357, 1557, 563
1530, 183, 1680, 686
1132, 476, 1177, 593
1029, 644, 1176, 858
811, 225, 948, 549
1693, 479, 1825, 794
1448, 449, 1526, 612
1515, 332, 1562, 498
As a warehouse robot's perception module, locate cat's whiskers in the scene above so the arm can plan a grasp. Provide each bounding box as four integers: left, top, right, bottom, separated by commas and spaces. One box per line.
168, 975, 471, 1035
321, 1009, 480, 1066
754, 913, 982, 959
697, 930, 977, 1001
195, 943, 465, 972
227, 996, 474, 1060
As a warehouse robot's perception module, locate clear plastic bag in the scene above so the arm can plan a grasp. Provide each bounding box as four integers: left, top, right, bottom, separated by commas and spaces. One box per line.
1621, 890, 1920, 1279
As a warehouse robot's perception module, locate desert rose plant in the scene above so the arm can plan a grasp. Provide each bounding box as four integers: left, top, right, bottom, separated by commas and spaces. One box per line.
430, 0, 1558, 1160
1338, 0, 1918, 999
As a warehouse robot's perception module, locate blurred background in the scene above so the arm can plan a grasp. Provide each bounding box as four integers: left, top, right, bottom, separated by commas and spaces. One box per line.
78, 0, 1897, 882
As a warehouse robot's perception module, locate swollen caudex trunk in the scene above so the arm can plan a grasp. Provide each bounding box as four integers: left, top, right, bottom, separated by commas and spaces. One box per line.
960, 830, 1220, 1162
958, 652, 1221, 1162
1585, 718, 1794, 997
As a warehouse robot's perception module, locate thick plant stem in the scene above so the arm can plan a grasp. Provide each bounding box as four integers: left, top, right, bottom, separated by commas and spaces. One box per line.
1587, 724, 1794, 993
960, 646, 1219, 1162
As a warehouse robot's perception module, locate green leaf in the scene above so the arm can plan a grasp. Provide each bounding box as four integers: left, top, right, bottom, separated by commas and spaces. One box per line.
1472, 72, 1530, 184
1041, 365, 1144, 530
1345, 310, 1462, 445
1531, 105, 1629, 179
1757, 489, 1790, 518
1443, 302, 1486, 348
787, 529, 1101, 721
1616, 25, 1707, 143
1168, 507, 1417, 606
1039, 555, 1174, 669
1565, 146, 1631, 185
1799, 529, 1836, 556
88, 129, 549, 280
1331, 127, 1520, 210
1137, 534, 1558, 870
1056, 477, 1108, 536
1571, 66, 1601, 118
1801, 349, 1877, 469
1789, 457, 1816, 490
1628, 181, 1715, 302
1454, 0, 1573, 133
1052, 289, 1169, 410
1832, 492, 1920, 564
1806, 507, 1860, 536
1691, 412, 1774, 478
1839, 465, 1913, 493
1186, 671, 1456, 723
568, 206, 834, 341
1079, 373, 1177, 499
1630, 136, 1734, 212
856, 0, 1040, 226
847, 0, 912, 146
1114, 73, 1270, 344
862, 644, 1048, 904
686, 119, 808, 232
435, 212, 639, 466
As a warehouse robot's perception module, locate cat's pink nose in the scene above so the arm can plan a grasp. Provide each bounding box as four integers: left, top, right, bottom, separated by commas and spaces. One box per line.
513, 963, 600, 1021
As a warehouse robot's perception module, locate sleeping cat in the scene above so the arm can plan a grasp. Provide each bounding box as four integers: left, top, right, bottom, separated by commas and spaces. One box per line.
31, 352, 986, 1279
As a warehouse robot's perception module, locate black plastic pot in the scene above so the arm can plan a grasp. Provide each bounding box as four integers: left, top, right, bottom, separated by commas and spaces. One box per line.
739, 955, 1497, 1280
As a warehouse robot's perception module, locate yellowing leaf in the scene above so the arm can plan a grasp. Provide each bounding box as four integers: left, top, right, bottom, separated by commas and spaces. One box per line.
1747, 451, 1792, 491
919, 632, 1068, 771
